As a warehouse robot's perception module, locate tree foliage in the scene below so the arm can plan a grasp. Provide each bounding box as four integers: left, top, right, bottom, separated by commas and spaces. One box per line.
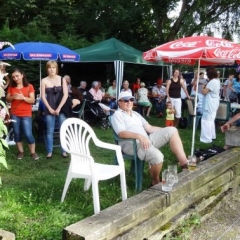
0, 0, 239, 83
0, 0, 239, 49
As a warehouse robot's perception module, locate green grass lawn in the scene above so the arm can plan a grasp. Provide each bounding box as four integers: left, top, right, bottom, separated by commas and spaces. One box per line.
0, 115, 225, 239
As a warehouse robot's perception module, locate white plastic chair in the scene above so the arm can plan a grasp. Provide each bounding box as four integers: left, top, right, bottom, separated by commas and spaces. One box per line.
60, 118, 127, 214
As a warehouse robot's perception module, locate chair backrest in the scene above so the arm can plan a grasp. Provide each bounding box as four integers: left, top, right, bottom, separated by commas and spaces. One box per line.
215, 100, 231, 121
60, 118, 98, 167
186, 99, 194, 115
108, 115, 120, 144
108, 115, 138, 156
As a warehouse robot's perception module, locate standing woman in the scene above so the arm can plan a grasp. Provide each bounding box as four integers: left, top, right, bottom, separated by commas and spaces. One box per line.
200, 67, 220, 143
41, 60, 68, 158
6, 68, 39, 160
166, 69, 190, 127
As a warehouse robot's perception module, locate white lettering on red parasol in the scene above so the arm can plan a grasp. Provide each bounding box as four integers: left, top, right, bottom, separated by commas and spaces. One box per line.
170, 39, 236, 49
214, 49, 240, 58
170, 41, 200, 49
144, 50, 157, 60
166, 58, 192, 64
206, 40, 234, 48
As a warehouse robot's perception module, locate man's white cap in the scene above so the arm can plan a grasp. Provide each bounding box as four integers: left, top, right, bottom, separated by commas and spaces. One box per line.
117, 91, 135, 101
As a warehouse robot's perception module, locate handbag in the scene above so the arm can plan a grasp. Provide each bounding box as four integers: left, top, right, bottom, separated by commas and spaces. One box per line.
56, 78, 72, 117
229, 91, 237, 102
178, 117, 188, 129
194, 145, 225, 162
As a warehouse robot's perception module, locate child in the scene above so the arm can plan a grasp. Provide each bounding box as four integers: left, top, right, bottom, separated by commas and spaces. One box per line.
166, 101, 175, 126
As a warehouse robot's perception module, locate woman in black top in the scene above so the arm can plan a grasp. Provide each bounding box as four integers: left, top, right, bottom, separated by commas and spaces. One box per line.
166, 69, 190, 127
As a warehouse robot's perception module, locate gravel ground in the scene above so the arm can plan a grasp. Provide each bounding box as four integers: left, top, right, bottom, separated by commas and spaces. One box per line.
190, 194, 240, 240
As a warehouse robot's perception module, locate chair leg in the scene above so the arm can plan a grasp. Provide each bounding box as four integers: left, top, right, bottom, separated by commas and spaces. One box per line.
61, 176, 72, 203
120, 171, 127, 200
134, 158, 139, 191
136, 159, 144, 191
91, 180, 100, 214
84, 178, 92, 191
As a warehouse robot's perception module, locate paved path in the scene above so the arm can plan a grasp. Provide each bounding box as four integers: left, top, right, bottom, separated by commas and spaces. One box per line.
191, 196, 240, 240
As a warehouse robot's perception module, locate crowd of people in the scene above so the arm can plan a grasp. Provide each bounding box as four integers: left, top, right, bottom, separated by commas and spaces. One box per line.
2, 60, 240, 187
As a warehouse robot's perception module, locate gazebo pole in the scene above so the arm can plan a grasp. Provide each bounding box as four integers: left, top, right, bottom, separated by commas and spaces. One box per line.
114, 60, 124, 99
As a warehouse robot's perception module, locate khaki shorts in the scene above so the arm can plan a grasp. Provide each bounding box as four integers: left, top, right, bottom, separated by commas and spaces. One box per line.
120, 127, 177, 165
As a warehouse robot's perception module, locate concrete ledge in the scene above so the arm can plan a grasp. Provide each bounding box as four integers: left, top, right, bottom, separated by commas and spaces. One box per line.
225, 126, 240, 146
0, 229, 15, 240
63, 148, 240, 240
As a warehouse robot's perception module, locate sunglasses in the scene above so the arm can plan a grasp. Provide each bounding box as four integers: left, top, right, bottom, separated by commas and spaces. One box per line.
119, 98, 134, 103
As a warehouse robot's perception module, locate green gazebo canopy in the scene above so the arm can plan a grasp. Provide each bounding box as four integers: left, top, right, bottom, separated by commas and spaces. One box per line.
74, 37, 167, 66
74, 38, 169, 97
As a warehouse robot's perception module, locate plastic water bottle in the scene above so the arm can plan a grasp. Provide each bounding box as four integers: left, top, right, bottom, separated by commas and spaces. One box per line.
35, 94, 40, 108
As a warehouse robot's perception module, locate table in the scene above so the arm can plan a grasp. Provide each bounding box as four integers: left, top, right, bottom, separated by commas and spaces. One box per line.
231, 103, 240, 115
231, 103, 240, 109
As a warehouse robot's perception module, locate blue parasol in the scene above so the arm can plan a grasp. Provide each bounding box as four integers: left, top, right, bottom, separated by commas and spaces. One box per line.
0, 42, 80, 83
0, 42, 80, 62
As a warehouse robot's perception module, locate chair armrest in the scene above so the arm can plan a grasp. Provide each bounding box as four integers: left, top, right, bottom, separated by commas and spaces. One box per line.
65, 144, 125, 168
94, 138, 122, 151
114, 136, 138, 149
93, 138, 125, 167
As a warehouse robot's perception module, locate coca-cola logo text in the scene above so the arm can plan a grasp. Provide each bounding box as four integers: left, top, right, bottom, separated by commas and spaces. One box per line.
143, 50, 156, 60
206, 40, 233, 48
170, 41, 200, 49
214, 48, 240, 59
170, 40, 235, 49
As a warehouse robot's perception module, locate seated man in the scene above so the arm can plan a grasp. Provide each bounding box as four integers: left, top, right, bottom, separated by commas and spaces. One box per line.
152, 79, 166, 117
111, 92, 188, 186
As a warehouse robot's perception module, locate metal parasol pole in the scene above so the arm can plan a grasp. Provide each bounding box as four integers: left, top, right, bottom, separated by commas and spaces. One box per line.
190, 59, 201, 156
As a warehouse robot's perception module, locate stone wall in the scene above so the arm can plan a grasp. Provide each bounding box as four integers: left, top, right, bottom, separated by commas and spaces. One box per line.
62, 148, 240, 240
0, 229, 15, 240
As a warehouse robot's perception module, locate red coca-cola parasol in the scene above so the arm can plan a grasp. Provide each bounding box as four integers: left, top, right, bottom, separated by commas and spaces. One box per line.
143, 36, 240, 65
143, 36, 240, 156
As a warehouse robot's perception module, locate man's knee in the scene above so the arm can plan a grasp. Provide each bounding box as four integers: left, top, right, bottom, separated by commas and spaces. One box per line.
144, 148, 164, 165
163, 126, 178, 141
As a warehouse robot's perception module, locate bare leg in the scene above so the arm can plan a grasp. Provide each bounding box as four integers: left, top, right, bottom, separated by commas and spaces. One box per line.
16, 142, 24, 153
28, 143, 36, 154
174, 118, 180, 127
169, 131, 188, 166
149, 163, 162, 185
146, 106, 152, 117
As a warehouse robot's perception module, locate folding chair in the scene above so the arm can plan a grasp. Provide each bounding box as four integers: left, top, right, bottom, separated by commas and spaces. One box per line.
215, 100, 231, 123
186, 99, 202, 130
109, 116, 144, 192
60, 118, 127, 214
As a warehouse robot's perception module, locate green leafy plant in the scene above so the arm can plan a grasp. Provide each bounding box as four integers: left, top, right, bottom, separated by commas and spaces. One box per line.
0, 99, 9, 185
0, 47, 13, 184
